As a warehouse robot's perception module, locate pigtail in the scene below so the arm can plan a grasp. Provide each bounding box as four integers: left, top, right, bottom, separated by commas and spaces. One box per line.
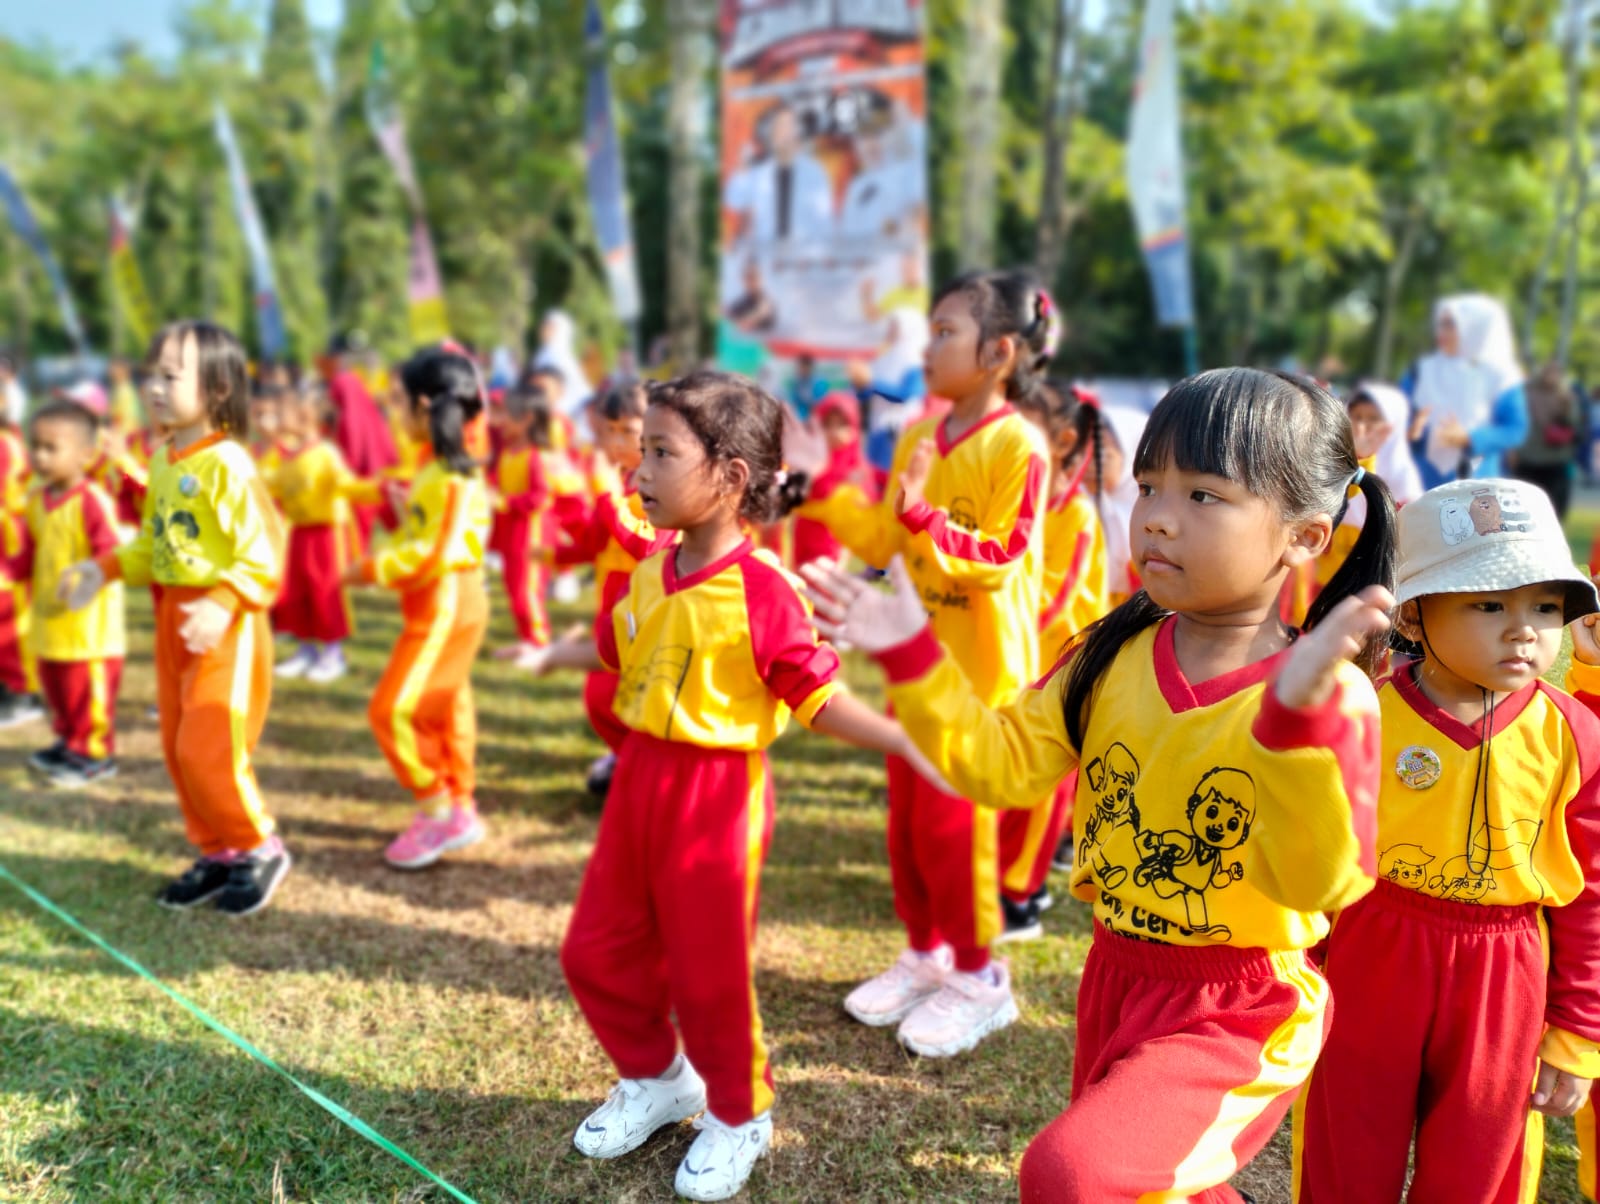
401, 349, 484, 475
1304, 469, 1397, 676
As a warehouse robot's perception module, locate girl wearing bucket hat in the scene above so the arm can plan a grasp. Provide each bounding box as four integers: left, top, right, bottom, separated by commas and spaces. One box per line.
1297, 476, 1600, 1202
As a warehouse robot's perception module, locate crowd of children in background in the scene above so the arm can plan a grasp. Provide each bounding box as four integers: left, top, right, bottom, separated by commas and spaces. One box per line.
3, 280, 1600, 1202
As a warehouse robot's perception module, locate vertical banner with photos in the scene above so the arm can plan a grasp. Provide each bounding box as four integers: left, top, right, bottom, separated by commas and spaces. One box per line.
367, 43, 451, 347
213, 103, 288, 360
584, 1, 642, 326
715, 1, 929, 385
1126, 0, 1195, 330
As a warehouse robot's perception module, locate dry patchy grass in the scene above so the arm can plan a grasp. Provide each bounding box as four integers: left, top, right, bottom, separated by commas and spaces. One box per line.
0, 588, 1587, 1202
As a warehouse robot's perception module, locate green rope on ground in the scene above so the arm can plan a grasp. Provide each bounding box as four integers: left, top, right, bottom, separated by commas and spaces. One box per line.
0, 861, 479, 1204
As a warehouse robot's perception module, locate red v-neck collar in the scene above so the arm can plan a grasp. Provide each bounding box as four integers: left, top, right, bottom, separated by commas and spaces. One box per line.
665, 537, 752, 595
42, 481, 88, 512
1392, 660, 1535, 751
936, 405, 1014, 457
1152, 616, 1290, 713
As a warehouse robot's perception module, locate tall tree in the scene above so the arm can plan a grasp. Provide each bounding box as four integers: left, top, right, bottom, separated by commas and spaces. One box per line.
255, 0, 330, 360
956, 1, 1003, 269
665, 0, 712, 367
1034, 0, 1086, 289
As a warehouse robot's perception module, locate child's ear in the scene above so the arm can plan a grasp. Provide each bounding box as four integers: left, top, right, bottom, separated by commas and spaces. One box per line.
1282, 511, 1334, 568
1394, 600, 1423, 644
981, 334, 1016, 374
720, 456, 751, 502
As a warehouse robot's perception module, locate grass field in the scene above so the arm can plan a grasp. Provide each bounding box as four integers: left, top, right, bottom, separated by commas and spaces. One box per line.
0, 552, 1594, 1203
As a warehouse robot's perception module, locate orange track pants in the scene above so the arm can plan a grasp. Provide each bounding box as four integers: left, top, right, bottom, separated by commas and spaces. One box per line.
156, 586, 275, 855
369, 570, 488, 803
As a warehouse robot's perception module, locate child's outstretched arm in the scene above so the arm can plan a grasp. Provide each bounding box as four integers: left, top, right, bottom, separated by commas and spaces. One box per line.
1243, 587, 1392, 915
807, 693, 953, 796
803, 554, 1077, 808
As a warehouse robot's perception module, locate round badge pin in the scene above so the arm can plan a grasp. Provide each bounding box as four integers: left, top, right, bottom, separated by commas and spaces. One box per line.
1395, 744, 1442, 790
178, 474, 199, 498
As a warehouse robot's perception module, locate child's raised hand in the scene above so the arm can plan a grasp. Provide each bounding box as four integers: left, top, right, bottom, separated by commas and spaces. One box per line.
801, 554, 927, 654
1532, 1060, 1593, 1118
177, 596, 233, 655
1573, 609, 1600, 666
895, 439, 936, 516
1275, 585, 1394, 709
781, 411, 829, 480
56, 560, 105, 611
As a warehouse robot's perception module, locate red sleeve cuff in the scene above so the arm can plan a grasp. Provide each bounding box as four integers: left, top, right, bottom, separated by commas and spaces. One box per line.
1253, 675, 1347, 751
874, 626, 942, 684
897, 500, 937, 536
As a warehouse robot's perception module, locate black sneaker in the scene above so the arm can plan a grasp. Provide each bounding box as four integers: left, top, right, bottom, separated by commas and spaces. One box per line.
1050, 834, 1075, 874
213, 843, 292, 917
1030, 885, 1055, 913
27, 741, 68, 773
995, 894, 1043, 945
586, 752, 616, 799
158, 857, 235, 909
44, 751, 117, 788
0, 690, 45, 729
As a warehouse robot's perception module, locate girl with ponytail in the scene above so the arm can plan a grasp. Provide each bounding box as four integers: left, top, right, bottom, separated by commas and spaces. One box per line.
784, 268, 1060, 1058
802, 366, 1398, 1199
346, 347, 494, 870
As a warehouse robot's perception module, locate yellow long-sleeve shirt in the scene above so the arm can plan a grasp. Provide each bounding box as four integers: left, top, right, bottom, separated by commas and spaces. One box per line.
18, 481, 124, 661
358, 459, 490, 591
269, 440, 359, 527
798, 406, 1049, 704
101, 433, 284, 613
1039, 485, 1109, 658
1368, 661, 1600, 1076
596, 538, 841, 750
878, 618, 1381, 950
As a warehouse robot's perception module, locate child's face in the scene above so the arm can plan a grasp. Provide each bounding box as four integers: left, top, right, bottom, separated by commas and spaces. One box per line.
924, 292, 994, 401
29, 417, 92, 488
251, 399, 281, 441
501, 409, 534, 445
1347, 400, 1389, 462
821, 411, 854, 453
150, 333, 211, 432
1400, 584, 1567, 696
1130, 459, 1321, 617
598, 415, 645, 472
531, 372, 564, 408
634, 406, 729, 531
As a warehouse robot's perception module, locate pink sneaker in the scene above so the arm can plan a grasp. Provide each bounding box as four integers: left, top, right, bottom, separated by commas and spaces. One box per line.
897, 961, 1018, 1057
384, 805, 486, 869
842, 947, 953, 1027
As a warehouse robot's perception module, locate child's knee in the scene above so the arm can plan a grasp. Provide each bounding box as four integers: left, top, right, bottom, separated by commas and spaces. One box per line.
1019, 1114, 1111, 1203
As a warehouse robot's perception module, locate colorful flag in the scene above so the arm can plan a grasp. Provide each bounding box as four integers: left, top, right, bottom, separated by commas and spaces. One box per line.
108, 197, 155, 351
366, 44, 450, 346
0, 163, 87, 351
213, 103, 287, 360
584, 1, 641, 324
1126, 0, 1195, 329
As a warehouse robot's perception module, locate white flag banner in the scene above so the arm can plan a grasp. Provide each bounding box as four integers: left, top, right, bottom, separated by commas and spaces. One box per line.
1126, 0, 1195, 329
213, 103, 287, 357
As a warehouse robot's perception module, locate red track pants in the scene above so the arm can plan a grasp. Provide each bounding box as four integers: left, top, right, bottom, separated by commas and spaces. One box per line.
1021, 923, 1329, 1203
38, 657, 122, 758
1000, 777, 1075, 903
1294, 880, 1546, 1204
562, 732, 775, 1125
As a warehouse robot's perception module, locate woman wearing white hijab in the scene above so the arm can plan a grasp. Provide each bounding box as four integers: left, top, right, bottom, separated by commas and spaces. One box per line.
850, 305, 929, 473
533, 310, 594, 417
1404, 294, 1528, 489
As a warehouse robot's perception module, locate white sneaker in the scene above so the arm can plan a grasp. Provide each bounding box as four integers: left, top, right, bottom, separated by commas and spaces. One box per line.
674, 1111, 772, 1201
897, 961, 1019, 1058
485, 550, 505, 576
842, 946, 952, 1027
305, 647, 347, 684
274, 647, 315, 679
552, 572, 581, 604
572, 1055, 707, 1159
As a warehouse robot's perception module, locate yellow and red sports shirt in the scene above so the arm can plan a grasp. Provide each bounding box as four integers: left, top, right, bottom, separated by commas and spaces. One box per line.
17, 481, 124, 660
878, 617, 1380, 951
357, 459, 490, 592
100, 433, 284, 614
490, 446, 550, 536
1370, 660, 1600, 1077
270, 439, 360, 528
798, 406, 1048, 705
556, 469, 673, 611
597, 538, 841, 751
1039, 485, 1109, 658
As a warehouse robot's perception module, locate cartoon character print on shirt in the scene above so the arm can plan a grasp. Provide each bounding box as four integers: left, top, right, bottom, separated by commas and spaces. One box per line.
150, 498, 205, 579
1377, 842, 1434, 890
1427, 854, 1496, 903
1131, 767, 1255, 943
1080, 742, 1142, 889
1380, 816, 1546, 904
948, 497, 979, 531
